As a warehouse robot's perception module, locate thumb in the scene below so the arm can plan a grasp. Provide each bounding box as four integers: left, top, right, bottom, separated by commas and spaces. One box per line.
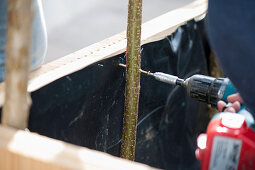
217, 100, 226, 112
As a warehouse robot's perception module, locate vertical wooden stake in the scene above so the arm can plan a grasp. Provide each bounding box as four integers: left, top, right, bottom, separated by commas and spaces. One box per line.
2, 0, 33, 129
121, 0, 142, 160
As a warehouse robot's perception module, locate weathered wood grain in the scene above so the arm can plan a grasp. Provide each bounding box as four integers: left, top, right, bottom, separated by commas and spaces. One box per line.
2, 0, 32, 129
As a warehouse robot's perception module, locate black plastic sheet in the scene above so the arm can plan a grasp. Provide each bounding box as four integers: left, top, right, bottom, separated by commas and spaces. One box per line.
1, 20, 210, 169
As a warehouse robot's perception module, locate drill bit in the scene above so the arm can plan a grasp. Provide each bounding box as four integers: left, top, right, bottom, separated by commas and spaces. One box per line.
118, 63, 184, 86
119, 63, 151, 75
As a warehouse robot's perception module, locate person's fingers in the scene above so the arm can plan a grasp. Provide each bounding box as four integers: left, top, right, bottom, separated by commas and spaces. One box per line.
231, 101, 241, 112
217, 101, 240, 113
217, 100, 226, 112
224, 107, 236, 113
221, 101, 240, 113
227, 93, 243, 103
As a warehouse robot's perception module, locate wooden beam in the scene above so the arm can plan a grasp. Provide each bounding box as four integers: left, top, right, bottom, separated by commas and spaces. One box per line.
0, 125, 156, 170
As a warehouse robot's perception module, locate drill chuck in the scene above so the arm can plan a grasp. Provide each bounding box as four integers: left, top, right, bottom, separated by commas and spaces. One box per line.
184, 75, 229, 107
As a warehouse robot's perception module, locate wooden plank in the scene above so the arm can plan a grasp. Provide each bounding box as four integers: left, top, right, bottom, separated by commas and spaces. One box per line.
0, 0, 207, 100
0, 125, 156, 170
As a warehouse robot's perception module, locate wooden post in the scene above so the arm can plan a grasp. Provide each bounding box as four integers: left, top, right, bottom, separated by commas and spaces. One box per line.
121, 0, 142, 160
2, 0, 33, 129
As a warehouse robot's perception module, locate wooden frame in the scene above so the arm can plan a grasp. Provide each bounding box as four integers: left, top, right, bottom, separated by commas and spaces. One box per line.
0, 0, 207, 169
0, 126, 156, 170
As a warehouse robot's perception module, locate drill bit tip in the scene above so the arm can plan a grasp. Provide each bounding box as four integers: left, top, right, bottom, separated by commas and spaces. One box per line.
118, 63, 126, 68
118, 63, 152, 75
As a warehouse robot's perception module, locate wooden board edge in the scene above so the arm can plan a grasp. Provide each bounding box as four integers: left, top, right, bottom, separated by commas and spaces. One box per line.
0, 125, 157, 170
0, 0, 208, 106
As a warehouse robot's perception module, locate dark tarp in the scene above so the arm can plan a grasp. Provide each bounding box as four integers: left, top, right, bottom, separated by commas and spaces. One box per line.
1, 20, 210, 169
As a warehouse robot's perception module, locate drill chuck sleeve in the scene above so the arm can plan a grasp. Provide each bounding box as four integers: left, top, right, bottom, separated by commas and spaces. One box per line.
185, 75, 225, 107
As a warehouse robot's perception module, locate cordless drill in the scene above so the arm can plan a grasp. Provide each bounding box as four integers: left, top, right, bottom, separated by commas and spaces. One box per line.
148, 72, 235, 107
119, 63, 235, 107
147, 72, 255, 170
119, 64, 255, 170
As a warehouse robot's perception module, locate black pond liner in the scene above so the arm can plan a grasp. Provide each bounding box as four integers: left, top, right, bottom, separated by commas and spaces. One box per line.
1, 20, 211, 170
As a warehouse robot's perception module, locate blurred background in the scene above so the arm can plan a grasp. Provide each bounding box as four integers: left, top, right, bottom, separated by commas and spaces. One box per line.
42, 0, 193, 63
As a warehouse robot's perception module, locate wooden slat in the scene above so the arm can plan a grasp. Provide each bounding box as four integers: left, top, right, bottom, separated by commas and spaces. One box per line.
0, 126, 156, 170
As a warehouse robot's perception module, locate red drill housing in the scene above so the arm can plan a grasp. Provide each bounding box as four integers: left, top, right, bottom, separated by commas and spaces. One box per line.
196, 113, 255, 170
